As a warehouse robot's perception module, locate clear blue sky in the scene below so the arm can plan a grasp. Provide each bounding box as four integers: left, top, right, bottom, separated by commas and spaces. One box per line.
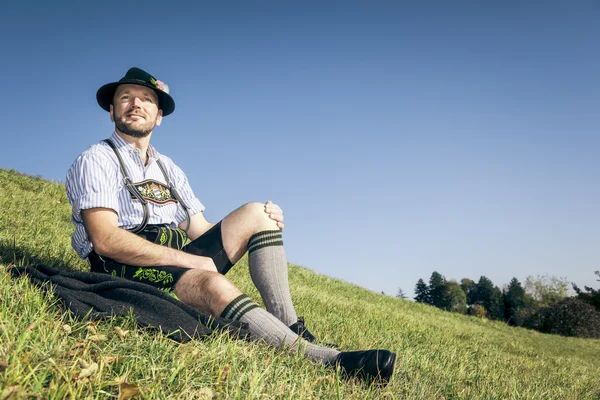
1, 1, 598, 298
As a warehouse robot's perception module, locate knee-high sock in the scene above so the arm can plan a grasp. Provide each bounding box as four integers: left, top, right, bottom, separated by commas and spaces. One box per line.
247, 230, 297, 326
221, 294, 339, 363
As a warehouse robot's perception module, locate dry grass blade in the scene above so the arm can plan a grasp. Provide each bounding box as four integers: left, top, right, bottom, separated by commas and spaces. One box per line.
114, 326, 129, 341
197, 387, 214, 399
118, 382, 140, 400
24, 321, 37, 333
88, 334, 107, 342
102, 355, 124, 365
218, 364, 230, 385
77, 362, 98, 379
86, 324, 98, 335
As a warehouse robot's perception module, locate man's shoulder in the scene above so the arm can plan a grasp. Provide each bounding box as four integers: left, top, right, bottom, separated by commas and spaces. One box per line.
67, 141, 117, 176
82, 140, 116, 159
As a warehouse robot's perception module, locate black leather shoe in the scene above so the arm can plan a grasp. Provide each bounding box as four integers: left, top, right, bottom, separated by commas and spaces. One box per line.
335, 349, 396, 384
289, 317, 340, 348
289, 317, 317, 342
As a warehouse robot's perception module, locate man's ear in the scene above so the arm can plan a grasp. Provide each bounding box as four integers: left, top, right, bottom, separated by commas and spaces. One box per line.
109, 104, 115, 122
155, 109, 163, 126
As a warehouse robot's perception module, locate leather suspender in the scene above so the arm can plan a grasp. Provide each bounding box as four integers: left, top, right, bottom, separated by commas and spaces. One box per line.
102, 139, 191, 233
154, 152, 192, 231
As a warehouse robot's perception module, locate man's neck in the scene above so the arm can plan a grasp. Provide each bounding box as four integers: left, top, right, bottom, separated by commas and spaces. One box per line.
115, 130, 152, 163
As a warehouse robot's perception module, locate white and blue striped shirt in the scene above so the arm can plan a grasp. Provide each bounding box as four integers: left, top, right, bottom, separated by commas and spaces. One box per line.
65, 132, 204, 259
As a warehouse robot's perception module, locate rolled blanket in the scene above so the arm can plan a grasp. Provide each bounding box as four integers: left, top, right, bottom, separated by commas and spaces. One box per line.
9, 264, 249, 343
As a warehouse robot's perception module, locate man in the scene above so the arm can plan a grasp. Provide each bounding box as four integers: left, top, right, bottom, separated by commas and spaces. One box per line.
65, 67, 396, 383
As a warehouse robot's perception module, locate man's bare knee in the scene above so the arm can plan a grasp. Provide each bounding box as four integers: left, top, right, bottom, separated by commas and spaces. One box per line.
221, 201, 281, 264
239, 202, 278, 230
174, 269, 242, 316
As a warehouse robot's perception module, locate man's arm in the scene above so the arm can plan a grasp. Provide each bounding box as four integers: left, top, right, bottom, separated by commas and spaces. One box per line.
180, 200, 285, 242
82, 207, 216, 271
180, 211, 215, 241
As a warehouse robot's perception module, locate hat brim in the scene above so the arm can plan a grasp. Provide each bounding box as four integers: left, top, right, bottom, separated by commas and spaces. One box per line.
96, 80, 175, 116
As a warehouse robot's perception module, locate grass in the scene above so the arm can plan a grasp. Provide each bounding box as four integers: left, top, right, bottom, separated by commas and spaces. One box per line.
1, 167, 599, 399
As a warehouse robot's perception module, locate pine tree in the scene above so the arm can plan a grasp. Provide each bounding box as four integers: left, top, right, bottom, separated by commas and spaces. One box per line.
473, 276, 503, 320
414, 279, 431, 304
396, 287, 407, 299
460, 278, 476, 305
490, 286, 504, 320
503, 277, 526, 325
429, 271, 448, 309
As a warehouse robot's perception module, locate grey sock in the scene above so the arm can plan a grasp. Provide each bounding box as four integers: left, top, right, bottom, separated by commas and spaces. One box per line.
221, 294, 340, 364
247, 230, 298, 326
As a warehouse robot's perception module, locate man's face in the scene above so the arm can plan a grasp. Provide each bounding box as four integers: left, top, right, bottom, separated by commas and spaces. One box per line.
110, 84, 163, 138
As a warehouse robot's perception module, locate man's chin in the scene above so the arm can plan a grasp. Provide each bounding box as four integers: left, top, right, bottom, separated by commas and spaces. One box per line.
122, 130, 151, 138
115, 122, 153, 138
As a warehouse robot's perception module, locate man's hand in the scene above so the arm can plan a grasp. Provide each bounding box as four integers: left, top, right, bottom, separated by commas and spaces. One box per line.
186, 254, 218, 272
264, 200, 284, 230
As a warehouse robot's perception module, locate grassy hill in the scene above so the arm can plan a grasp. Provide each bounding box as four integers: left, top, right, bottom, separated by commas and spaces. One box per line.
1, 168, 599, 399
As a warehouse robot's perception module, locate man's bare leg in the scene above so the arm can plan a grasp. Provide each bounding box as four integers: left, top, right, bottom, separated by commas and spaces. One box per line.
220, 202, 299, 327
173, 268, 241, 316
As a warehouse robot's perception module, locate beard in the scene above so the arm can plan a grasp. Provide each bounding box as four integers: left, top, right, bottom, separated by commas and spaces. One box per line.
114, 111, 158, 138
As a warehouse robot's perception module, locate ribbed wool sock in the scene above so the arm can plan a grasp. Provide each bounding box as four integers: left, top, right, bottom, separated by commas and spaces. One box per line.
221, 294, 340, 363
247, 230, 298, 326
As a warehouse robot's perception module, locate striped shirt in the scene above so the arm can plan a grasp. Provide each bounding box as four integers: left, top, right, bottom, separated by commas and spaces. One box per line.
65, 132, 204, 259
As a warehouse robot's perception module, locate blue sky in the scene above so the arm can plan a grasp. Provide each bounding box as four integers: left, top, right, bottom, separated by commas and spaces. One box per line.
1, 1, 598, 298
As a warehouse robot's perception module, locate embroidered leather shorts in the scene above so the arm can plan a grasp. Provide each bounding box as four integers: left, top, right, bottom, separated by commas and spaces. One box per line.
87, 222, 233, 291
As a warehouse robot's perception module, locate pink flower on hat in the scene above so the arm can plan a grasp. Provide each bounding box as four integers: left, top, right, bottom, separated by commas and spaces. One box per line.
150, 77, 169, 94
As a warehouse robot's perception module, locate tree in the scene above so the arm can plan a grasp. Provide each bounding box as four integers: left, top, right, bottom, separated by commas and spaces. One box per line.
429, 271, 447, 308
414, 279, 430, 304
472, 276, 503, 320
396, 287, 407, 299
444, 281, 467, 314
572, 271, 600, 312
524, 274, 568, 308
524, 298, 600, 339
469, 304, 488, 318
503, 277, 526, 325
460, 278, 476, 305
490, 286, 504, 320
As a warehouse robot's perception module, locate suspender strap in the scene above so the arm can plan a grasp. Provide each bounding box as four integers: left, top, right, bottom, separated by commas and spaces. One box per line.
103, 139, 149, 233
155, 158, 192, 232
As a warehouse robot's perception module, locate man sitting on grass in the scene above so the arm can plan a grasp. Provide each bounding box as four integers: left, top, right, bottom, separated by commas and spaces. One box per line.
65, 67, 396, 383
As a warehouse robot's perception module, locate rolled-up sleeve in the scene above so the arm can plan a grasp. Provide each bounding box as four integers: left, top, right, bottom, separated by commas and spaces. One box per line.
66, 151, 120, 222
166, 161, 205, 224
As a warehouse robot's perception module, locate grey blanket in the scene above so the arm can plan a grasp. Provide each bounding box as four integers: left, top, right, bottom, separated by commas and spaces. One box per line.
10, 264, 249, 343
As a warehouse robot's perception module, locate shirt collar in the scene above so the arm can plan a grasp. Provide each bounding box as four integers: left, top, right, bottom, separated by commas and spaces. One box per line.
109, 131, 160, 163
146, 143, 159, 163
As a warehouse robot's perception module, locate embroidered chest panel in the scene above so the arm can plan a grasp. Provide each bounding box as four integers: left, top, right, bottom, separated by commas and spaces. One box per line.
131, 179, 177, 205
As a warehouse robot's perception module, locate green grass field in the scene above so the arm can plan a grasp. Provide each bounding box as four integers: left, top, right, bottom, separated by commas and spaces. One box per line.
1, 168, 599, 399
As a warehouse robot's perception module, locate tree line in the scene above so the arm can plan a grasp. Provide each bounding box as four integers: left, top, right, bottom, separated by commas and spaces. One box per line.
399, 271, 600, 339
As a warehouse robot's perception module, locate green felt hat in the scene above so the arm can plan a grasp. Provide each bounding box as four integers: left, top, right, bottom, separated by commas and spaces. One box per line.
96, 67, 175, 116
